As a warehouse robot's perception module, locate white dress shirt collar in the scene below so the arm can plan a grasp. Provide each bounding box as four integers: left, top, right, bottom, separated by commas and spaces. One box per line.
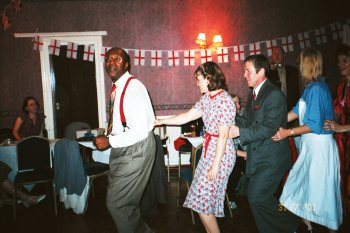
253, 78, 267, 97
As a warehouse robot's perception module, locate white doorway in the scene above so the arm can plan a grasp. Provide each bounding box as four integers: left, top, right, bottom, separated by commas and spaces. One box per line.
14, 31, 107, 139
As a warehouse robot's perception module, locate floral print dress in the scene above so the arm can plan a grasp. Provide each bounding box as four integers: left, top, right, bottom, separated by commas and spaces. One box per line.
183, 90, 236, 217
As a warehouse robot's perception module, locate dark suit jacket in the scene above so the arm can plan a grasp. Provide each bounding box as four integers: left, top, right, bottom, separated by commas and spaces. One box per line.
236, 80, 292, 177
268, 64, 300, 111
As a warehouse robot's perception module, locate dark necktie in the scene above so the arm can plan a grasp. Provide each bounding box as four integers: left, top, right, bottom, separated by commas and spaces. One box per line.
107, 84, 116, 135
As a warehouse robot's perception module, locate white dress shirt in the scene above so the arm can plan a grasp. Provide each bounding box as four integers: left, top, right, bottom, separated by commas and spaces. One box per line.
253, 78, 267, 98
108, 71, 155, 148
277, 66, 287, 96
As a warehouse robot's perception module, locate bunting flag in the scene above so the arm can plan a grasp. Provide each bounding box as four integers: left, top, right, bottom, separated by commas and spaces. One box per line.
331, 22, 343, 40
200, 49, 212, 63
343, 24, 350, 45
30, 18, 350, 68
100, 47, 111, 61
265, 40, 277, 57
281, 36, 294, 52
184, 50, 195, 66
233, 45, 245, 61
217, 47, 229, 63
168, 50, 179, 66
66, 42, 78, 59
151, 50, 162, 67
315, 27, 327, 45
249, 43, 261, 55
33, 35, 43, 51
134, 50, 146, 66
83, 45, 95, 61
49, 39, 60, 55
298, 32, 311, 49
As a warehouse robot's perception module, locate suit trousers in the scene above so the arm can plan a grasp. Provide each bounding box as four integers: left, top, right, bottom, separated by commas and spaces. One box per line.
247, 169, 301, 233
106, 131, 156, 233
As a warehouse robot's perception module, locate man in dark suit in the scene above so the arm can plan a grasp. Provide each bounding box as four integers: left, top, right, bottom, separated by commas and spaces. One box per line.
268, 46, 300, 112
230, 54, 300, 233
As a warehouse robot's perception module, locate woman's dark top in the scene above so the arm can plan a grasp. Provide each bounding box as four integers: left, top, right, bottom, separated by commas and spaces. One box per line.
18, 112, 45, 138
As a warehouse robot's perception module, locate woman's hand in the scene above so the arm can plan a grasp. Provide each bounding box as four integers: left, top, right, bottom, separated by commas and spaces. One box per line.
229, 125, 240, 138
271, 127, 289, 141
324, 120, 340, 132
207, 164, 219, 181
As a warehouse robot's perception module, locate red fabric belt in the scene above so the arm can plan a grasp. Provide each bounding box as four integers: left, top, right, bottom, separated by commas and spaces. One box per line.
203, 132, 218, 158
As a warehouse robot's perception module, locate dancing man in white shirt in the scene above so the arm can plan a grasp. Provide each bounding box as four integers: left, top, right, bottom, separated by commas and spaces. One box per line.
94, 47, 156, 233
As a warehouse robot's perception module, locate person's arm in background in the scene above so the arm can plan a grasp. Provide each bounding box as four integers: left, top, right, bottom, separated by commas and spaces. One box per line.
324, 120, 350, 133
12, 117, 23, 141
237, 150, 247, 159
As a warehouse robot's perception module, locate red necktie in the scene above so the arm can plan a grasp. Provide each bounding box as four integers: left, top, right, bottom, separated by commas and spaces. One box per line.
111, 83, 116, 93
107, 84, 116, 135
253, 90, 256, 101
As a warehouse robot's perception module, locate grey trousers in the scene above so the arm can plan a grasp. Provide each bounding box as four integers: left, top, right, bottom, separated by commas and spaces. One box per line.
106, 131, 156, 233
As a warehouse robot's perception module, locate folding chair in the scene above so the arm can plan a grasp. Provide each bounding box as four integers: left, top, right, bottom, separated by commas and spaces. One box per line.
177, 144, 202, 224
13, 136, 57, 221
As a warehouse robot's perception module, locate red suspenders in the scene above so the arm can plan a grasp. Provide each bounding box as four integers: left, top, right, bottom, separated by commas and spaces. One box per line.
119, 77, 135, 131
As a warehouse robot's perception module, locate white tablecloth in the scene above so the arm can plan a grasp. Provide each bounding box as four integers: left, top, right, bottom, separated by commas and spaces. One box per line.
78, 141, 110, 164
184, 136, 203, 148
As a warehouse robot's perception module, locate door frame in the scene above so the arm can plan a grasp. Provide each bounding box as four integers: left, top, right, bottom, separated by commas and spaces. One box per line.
14, 31, 107, 139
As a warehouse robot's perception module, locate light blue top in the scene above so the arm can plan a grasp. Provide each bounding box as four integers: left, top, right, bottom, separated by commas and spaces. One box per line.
292, 77, 334, 134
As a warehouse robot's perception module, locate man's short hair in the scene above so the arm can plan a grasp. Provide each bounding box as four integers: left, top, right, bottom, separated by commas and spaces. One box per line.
244, 54, 270, 75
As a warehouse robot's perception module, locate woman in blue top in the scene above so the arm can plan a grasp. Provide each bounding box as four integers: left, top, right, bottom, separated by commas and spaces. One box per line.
272, 48, 342, 232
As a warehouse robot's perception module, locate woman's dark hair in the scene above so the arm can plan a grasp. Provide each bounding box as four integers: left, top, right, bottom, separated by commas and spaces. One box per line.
194, 61, 228, 91
22, 96, 40, 114
336, 43, 350, 58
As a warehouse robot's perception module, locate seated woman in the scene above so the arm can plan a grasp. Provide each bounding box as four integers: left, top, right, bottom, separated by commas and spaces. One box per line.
12, 96, 45, 141
0, 161, 45, 207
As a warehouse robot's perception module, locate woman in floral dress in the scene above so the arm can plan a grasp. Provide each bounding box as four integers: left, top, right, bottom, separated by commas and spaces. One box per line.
155, 61, 236, 233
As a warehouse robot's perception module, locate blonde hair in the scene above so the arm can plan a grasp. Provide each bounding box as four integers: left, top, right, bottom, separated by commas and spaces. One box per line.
299, 48, 323, 85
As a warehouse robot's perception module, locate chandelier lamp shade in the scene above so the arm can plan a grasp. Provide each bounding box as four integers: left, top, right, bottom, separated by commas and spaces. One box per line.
196, 33, 223, 50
